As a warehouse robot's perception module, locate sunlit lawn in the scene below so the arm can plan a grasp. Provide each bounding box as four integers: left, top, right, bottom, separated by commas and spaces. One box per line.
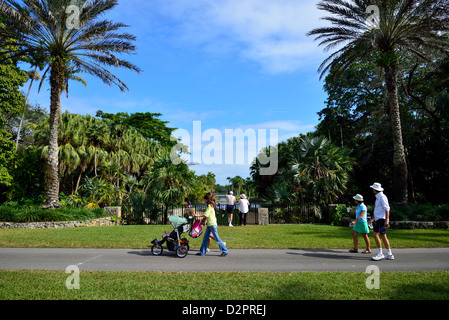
1, 224, 448, 249
1, 270, 448, 300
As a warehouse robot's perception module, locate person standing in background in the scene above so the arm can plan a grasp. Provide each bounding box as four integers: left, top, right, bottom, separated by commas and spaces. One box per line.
225, 191, 236, 227
238, 194, 250, 226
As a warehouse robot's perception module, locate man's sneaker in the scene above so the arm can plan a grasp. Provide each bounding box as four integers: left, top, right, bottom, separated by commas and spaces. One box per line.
371, 253, 384, 261
385, 254, 395, 260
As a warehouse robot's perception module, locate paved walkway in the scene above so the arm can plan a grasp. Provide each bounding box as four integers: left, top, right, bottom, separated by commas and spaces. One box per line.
1, 247, 448, 272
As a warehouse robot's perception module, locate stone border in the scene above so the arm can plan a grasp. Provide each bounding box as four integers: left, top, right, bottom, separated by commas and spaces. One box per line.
0, 217, 114, 229
390, 221, 449, 229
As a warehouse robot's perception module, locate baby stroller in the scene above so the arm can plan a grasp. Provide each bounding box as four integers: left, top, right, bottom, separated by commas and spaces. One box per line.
150, 215, 191, 258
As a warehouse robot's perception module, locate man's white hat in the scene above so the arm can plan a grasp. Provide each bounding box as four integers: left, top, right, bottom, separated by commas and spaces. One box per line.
353, 194, 364, 202
370, 182, 384, 192
229, 191, 233, 194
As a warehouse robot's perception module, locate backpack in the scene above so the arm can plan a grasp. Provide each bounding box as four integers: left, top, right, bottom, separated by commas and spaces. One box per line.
189, 218, 203, 238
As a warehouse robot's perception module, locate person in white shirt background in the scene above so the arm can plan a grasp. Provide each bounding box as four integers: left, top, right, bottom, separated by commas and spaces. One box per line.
225, 191, 236, 227
238, 194, 250, 226
370, 183, 395, 261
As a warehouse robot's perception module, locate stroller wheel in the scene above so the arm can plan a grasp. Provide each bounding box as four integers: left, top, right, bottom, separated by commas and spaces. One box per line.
151, 244, 163, 256
176, 245, 188, 258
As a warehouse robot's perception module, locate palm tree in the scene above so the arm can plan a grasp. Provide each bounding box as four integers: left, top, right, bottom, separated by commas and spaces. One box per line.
308, 0, 449, 204
38, 61, 88, 99
86, 120, 109, 177
0, 0, 141, 209
291, 135, 354, 211
143, 151, 193, 224
229, 176, 245, 196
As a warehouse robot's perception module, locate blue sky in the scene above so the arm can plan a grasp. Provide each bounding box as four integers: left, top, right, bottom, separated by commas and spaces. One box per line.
23, 0, 331, 185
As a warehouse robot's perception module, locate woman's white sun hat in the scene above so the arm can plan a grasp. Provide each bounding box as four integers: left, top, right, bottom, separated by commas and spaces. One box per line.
353, 194, 364, 202
370, 182, 384, 192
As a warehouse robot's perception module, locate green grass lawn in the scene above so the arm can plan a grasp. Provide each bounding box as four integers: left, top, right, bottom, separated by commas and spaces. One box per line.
0, 270, 448, 300
1, 224, 448, 249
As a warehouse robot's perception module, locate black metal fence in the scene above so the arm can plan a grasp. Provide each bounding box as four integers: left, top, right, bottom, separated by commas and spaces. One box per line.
262, 203, 322, 224
122, 202, 322, 225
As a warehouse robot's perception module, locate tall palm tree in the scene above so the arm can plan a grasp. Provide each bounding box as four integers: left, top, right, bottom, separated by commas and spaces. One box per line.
0, 0, 141, 208
308, 0, 449, 204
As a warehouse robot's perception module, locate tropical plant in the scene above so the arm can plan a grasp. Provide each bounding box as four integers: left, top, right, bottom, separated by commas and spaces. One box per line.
78, 176, 112, 208
308, 0, 449, 204
291, 135, 354, 210
86, 121, 109, 176
0, 0, 141, 209
227, 176, 245, 196
143, 151, 194, 224
0, 44, 28, 197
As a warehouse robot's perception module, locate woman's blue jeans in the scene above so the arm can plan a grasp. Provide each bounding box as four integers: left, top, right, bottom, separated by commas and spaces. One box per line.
199, 225, 228, 255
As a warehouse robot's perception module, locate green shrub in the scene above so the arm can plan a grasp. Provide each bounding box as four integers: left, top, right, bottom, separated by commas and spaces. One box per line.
0, 205, 108, 222
329, 204, 351, 226
390, 203, 449, 221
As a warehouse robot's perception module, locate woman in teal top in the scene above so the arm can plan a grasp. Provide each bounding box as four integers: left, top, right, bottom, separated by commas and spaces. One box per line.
348, 194, 371, 254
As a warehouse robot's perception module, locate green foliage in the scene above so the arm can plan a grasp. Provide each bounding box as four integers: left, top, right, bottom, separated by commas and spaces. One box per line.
390, 204, 449, 222
0, 205, 107, 223
0, 49, 28, 196
252, 133, 354, 221
329, 204, 351, 226
96, 111, 177, 149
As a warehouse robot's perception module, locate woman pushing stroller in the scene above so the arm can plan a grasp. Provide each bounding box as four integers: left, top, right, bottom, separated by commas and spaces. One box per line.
196, 193, 229, 257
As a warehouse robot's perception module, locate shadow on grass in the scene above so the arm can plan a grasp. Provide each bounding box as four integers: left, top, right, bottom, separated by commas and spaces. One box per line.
386, 282, 449, 300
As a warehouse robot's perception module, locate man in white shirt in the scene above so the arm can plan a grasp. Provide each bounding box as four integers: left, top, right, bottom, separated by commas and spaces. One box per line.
370, 183, 394, 261
225, 191, 236, 227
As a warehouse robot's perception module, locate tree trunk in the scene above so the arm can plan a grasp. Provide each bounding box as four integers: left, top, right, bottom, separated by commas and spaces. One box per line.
384, 65, 408, 204
74, 168, 84, 195
15, 68, 36, 151
43, 62, 64, 209
94, 146, 98, 176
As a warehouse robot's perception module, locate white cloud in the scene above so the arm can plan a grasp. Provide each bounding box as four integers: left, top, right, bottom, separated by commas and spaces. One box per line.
135, 0, 327, 74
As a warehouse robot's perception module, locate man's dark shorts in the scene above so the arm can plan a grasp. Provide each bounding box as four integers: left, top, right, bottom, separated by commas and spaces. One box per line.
226, 204, 234, 214
374, 219, 387, 234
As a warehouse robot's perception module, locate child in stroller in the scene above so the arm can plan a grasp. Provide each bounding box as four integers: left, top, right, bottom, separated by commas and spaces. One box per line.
150, 215, 192, 258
